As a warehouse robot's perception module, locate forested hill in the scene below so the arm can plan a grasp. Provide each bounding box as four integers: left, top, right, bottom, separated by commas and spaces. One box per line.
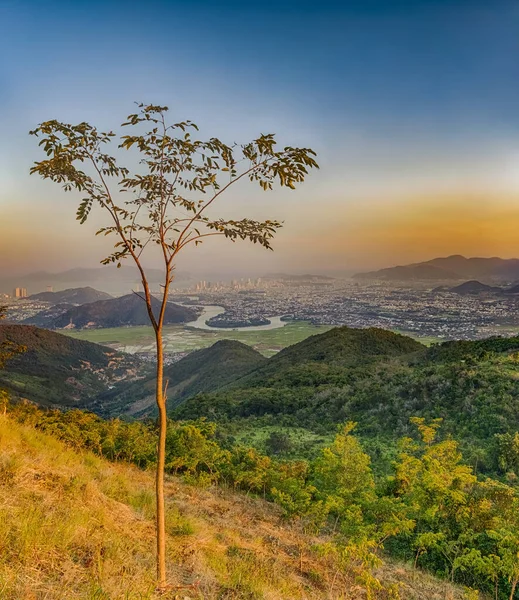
95, 339, 267, 417
49, 293, 197, 329
0, 324, 144, 408
97, 327, 423, 418
175, 330, 519, 473
234, 326, 424, 387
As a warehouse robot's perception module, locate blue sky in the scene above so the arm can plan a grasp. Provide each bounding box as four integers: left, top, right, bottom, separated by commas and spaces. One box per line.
1, 0, 519, 275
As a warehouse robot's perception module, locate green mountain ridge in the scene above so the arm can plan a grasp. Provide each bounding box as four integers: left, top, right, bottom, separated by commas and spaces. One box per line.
95, 339, 267, 417
174, 330, 519, 474
233, 326, 424, 387
6, 320, 519, 478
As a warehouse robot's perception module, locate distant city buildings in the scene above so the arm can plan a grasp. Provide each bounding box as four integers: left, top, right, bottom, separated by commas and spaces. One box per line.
193, 278, 263, 292
46, 286, 53, 293
13, 287, 27, 299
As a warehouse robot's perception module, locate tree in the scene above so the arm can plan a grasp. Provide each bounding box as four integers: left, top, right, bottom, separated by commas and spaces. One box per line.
392, 418, 479, 582
265, 430, 293, 455
28, 103, 318, 589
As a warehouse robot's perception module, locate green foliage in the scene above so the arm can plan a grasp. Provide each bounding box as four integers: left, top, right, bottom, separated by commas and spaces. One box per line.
165, 420, 229, 483
265, 430, 293, 455
312, 422, 375, 504
386, 419, 519, 598
175, 330, 519, 483
494, 432, 519, 475
29, 104, 318, 279
100, 339, 267, 417
7, 398, 519, 597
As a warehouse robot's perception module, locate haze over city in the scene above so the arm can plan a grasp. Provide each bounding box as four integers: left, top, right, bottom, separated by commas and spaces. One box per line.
2, 0, 519, 278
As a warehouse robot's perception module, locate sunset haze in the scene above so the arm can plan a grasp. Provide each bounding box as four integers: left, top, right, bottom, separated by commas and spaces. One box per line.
1, 0, 518, 275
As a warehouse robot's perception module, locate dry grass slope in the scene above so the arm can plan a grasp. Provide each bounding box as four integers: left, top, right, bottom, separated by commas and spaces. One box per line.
0, 415, 476, 599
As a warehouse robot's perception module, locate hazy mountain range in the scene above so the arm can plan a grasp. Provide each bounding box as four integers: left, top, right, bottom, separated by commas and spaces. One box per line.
354, 255, 519, 283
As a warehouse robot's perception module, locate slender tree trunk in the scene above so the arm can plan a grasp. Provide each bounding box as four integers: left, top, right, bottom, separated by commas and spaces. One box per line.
510, 577, 518, 600
413, 549, 422, 569
155, 327, 167, 588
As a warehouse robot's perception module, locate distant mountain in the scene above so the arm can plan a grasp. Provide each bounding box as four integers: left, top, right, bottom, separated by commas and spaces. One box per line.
95, 339, 267, 417
447, 280, 503, 295
0, 324, 145, 408
51, 294, 197, 330
355, 264, 460, 281
28, 286, 112, 305
354, 255, 519, 282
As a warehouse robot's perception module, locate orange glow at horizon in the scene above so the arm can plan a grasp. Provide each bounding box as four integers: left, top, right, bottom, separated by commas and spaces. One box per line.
4, 192, 519, 275
302, 193, 519, 270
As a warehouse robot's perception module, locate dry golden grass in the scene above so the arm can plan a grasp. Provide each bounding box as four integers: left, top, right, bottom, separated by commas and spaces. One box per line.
0, 415, 477, 600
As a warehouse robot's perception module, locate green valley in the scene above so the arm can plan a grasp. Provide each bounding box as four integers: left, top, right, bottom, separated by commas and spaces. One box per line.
63, 320, 334, 356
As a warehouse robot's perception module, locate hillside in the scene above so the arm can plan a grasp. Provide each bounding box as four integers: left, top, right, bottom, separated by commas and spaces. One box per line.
234, 326, 424, 387
0, 411, 472, 600
94, 339, 268, 417
354, 254, 519, 282
447, 280, 503, 295
175, 330, 519, 474
23, 302, 75, 328
28, 286, 113, 304
0, 324, 145, 408
504, 283, 519, 294
51, 293, 197, 329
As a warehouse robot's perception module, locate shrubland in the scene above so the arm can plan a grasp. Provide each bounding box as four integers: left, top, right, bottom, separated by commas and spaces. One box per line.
176, 330, 519, 478
5, 397, 519, 598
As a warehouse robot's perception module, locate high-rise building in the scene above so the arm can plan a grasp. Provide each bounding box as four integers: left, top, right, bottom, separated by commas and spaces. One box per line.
46, 285, 53, 293
13, 287, 27, 299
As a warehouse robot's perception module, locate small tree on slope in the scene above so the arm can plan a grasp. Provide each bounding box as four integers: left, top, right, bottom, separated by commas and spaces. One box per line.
29, 103, 318, 589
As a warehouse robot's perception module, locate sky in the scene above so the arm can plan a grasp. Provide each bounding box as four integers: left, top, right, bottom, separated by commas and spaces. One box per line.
1, 0, 519, 278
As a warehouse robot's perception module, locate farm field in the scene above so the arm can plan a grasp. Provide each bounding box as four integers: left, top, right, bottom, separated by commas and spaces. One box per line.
63, 321, 334, 356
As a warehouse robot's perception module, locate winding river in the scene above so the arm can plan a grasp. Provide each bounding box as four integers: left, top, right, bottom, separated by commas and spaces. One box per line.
185, 305, 288, 332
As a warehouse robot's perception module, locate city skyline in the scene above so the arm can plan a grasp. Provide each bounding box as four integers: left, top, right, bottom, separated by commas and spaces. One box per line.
2, 0, 519, 276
